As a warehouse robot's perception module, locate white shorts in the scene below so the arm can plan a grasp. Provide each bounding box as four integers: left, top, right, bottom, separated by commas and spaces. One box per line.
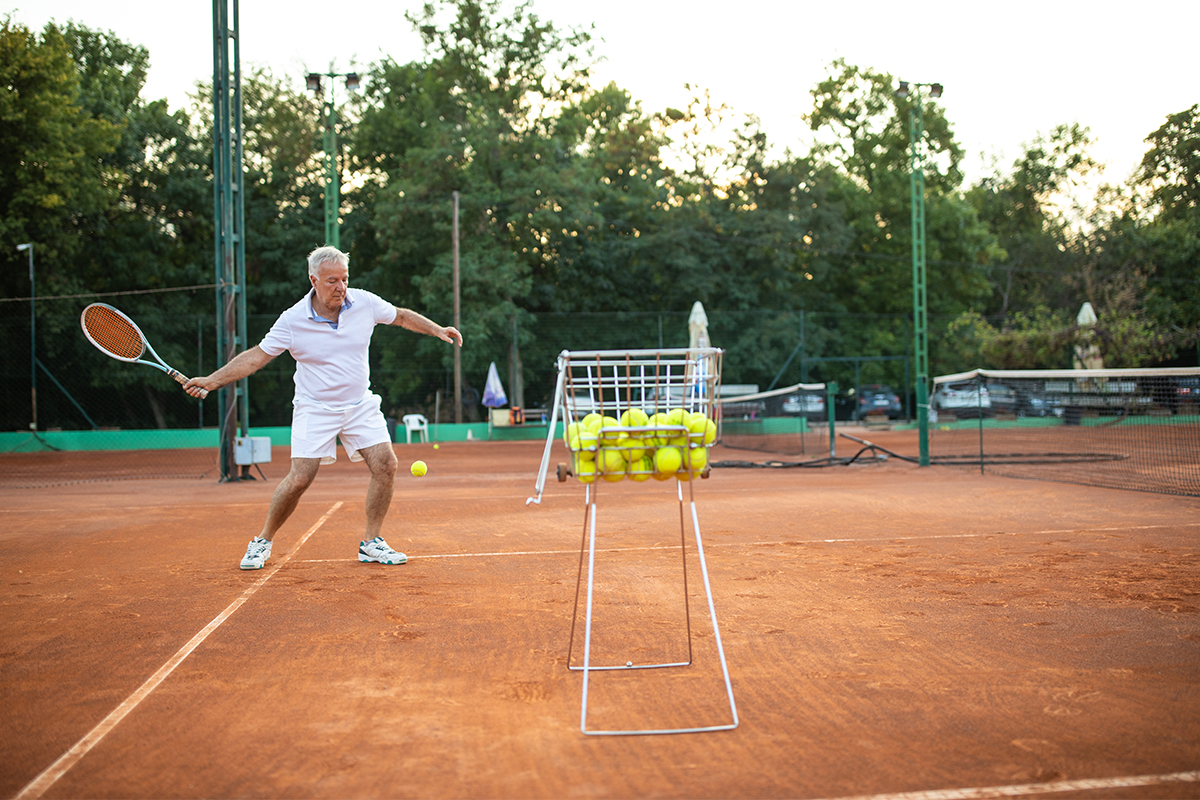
290, 392, 391, 464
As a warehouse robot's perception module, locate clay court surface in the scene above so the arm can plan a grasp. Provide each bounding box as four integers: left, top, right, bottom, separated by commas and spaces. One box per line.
2, 431, 1199, 799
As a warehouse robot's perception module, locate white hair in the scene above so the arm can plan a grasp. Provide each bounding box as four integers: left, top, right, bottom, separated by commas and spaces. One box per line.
307, 245, 349, 276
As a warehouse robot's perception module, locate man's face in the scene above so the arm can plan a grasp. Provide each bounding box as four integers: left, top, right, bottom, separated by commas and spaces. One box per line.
310, 261, 349, 310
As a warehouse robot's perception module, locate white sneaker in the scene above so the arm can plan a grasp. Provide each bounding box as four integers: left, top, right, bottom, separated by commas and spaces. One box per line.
240, 537, 272, 570
359, 537, 407, 565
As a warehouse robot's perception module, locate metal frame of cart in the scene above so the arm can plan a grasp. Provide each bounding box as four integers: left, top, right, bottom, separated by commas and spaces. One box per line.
527, 348, 739, 736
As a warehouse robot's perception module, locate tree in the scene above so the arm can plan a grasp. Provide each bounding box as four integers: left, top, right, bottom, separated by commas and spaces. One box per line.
1131, 105, 1200, 356
0, 21, 121, 292
349, 0, 597, 411
966, 123, 1097, 316
803, 59, 996, 390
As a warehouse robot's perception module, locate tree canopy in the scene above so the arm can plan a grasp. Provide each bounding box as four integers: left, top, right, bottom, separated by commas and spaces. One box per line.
1, 0, 1196, 431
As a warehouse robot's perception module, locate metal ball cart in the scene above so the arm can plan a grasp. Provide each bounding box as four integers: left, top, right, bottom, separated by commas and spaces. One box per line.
527, 347, 739, 736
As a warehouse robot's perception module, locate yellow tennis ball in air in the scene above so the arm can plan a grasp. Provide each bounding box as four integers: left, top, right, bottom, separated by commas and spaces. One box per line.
410, 460, 427, 477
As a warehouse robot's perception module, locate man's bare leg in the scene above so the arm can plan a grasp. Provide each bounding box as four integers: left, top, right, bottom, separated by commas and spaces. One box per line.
259, 457, 322, 541
359, 442, 398, 541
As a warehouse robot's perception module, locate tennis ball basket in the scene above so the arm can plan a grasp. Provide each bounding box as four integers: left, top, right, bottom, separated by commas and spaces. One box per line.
528, 348, 738, 736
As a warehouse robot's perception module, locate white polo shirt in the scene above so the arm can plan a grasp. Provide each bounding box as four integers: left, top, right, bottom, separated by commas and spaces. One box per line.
258, 288, 397, 407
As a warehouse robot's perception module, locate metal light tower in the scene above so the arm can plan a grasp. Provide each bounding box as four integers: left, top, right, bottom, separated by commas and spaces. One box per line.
213, 0, 249, 481
895, 80, 942, 467
306, 71, 360, 248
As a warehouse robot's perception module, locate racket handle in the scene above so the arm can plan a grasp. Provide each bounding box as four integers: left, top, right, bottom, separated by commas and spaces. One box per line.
169, 369, 209, 399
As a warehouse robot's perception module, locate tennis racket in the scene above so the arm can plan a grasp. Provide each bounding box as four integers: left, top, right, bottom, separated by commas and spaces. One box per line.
80, 303, 208, 399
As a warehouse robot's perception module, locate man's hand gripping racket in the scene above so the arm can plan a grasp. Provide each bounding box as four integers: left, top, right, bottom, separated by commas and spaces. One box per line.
80, 303, 208, 399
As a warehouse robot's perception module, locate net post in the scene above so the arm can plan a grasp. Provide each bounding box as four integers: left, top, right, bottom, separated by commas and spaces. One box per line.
827, 381, 837, 459
977, 373, 985, 475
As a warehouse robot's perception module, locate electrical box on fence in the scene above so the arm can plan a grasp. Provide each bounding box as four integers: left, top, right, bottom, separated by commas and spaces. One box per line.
234, 436, 272, 465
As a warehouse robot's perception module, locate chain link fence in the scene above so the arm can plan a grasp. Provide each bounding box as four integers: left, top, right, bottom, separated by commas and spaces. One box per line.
2, 304, 954, 441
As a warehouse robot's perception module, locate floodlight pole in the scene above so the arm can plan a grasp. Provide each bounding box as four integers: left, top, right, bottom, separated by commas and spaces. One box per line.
897, 80, 941, 467
213, 0, 249, 481
306, 71, 360, 248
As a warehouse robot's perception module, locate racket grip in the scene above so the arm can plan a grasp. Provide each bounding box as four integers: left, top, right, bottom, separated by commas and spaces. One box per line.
169, 370, 209, 399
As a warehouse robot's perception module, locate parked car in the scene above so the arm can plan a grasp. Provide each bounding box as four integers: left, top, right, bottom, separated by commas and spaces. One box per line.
931, 381, 991, 417
1016, 387, 1062, 418
856, 384, 903, 420
766, 391, 826, 421
1177, 376, 1200, 412
987, 383, 1017, 415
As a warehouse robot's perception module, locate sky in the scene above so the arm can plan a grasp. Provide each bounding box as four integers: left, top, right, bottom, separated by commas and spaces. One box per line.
11, 0, 1198, 189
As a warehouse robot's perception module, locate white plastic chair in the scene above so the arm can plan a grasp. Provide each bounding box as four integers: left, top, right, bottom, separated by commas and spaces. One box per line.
401, 414, 429, 444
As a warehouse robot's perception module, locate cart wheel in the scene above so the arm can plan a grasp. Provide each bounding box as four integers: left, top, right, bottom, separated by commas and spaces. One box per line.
701, 466, 711, 479
556, 462, 570, 482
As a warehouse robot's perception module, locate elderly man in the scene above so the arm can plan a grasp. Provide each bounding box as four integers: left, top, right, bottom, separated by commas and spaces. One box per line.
184, 246, 463, 570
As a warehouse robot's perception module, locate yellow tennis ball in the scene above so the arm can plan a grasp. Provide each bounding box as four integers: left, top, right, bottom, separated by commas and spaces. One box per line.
600, 447, 627, 475
575, 458, 596, 484
687, 445, 708, 472
433, 443, 440, 449
616, 432, 647, 462
598, 416, 621, 442
578, 430, 598, 454
410, 460, 427, 477
654, 446, 682, 475
620, 408, 650, 428
665, 408, 686, 426
703, 419, 717, 445
566, 421, 581, 444
630, 455, 654, 481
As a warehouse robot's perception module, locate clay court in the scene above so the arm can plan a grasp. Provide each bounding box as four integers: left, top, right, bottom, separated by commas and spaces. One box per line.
2, 431, 1199, 799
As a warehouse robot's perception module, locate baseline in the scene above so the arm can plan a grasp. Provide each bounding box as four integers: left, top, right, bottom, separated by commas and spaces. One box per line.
817, 769, 1200, 800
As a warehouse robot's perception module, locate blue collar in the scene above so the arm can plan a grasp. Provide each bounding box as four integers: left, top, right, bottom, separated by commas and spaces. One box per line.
307, 289, 353, 330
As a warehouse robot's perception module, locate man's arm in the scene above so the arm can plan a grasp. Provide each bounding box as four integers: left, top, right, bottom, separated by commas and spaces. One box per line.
182, 346, 275, 398
391, 307, 464, 347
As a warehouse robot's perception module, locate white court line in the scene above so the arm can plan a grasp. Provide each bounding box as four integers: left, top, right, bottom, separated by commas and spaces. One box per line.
293, 521, 1200, 563
14, 501, 344, 800
816, 769, 1200, 800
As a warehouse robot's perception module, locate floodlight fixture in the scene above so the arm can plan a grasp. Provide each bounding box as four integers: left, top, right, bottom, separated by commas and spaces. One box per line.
895, 81, 909, 98
306, 73, 322, 93
930, 83, 943, 98
345, 73, 360, 92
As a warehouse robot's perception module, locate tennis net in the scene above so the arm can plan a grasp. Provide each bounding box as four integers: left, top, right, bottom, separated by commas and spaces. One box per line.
715, 382, 833, 458
928, 368, 1200, 497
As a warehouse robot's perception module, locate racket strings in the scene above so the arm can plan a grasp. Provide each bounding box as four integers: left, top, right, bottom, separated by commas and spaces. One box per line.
83, 305, 145, 359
